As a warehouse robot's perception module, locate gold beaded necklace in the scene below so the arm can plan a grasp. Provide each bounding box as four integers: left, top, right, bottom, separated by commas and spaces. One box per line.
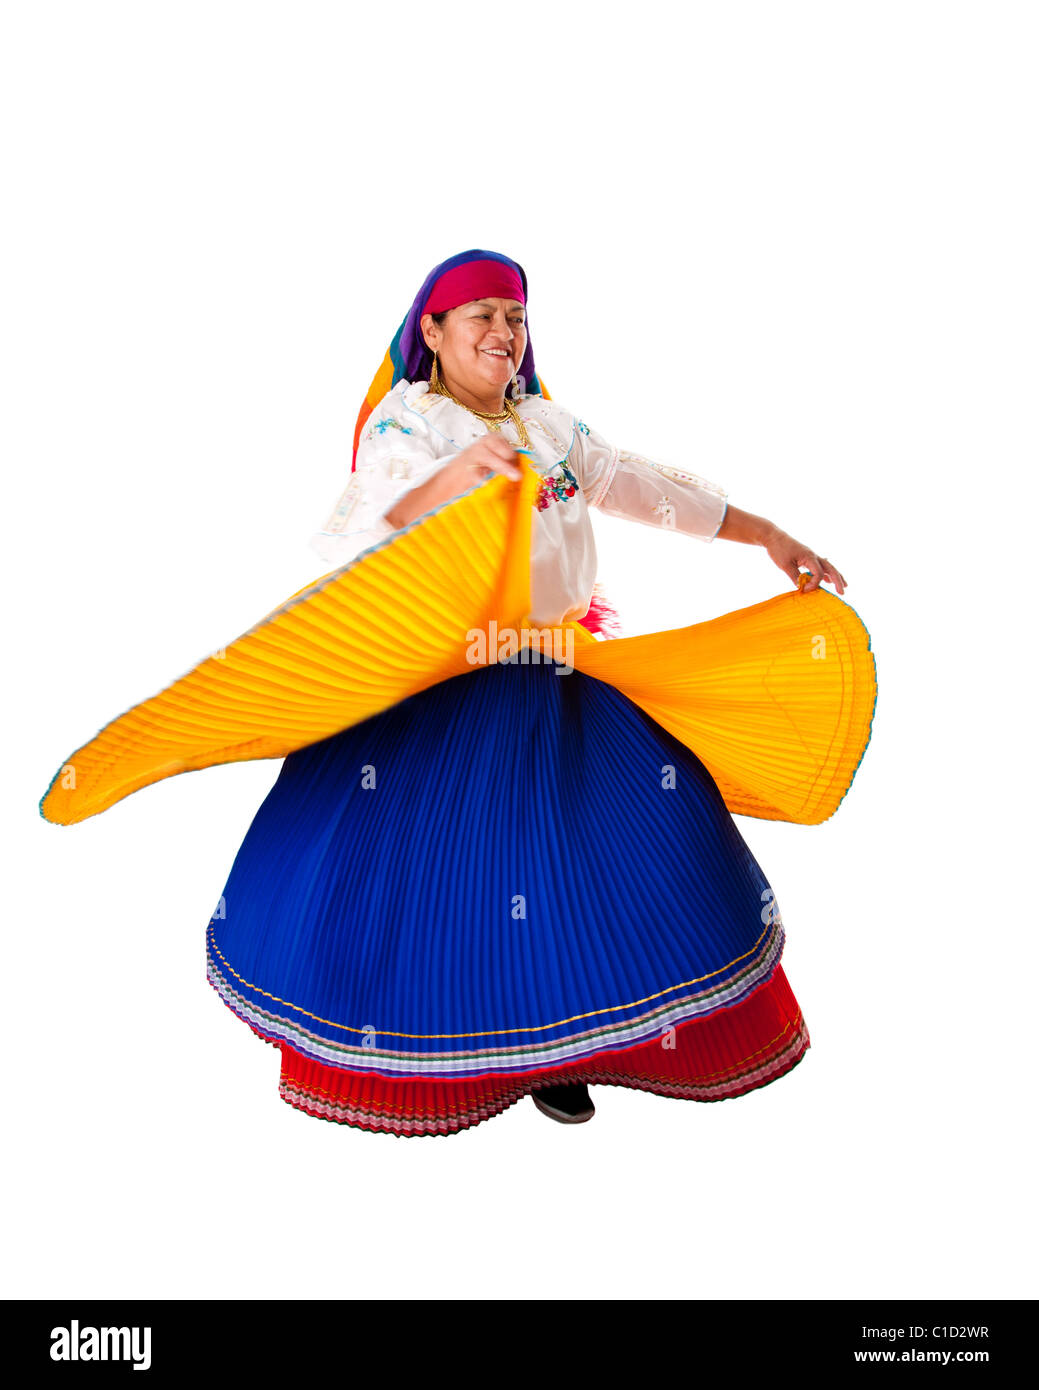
429, 351, 533, 450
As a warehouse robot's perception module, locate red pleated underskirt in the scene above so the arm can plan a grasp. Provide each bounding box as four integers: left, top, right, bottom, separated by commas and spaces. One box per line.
236, 962, 809, 1138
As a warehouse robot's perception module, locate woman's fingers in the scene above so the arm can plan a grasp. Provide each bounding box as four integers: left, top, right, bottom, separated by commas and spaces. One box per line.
459, 435, 522, 480
798, 553, 825, 592
474, 457, 521, 482
782, 560, 803, 587
491, 457, 523, 481
799, 554, 847, 595
484, 435, 523, 479
769, 531, 848, 594
819, 558, 847, 595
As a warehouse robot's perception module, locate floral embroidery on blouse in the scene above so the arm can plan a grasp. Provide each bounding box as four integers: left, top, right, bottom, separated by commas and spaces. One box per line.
367, 417, 415, 439
576, 420, 591, 435
534, 461, 581, 511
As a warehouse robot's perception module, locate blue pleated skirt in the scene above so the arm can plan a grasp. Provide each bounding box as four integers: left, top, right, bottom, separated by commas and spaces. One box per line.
205, 654, 798, 1113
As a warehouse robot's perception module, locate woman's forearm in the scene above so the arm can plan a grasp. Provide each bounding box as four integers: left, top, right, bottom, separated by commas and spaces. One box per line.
717, 503, 847, 594
716, 504, 778, 546
383, 469, 458, 530
383, 440, 522, 531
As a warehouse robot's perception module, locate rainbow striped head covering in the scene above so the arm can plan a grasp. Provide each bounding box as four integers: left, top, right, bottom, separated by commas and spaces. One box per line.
351, 248, 549, 469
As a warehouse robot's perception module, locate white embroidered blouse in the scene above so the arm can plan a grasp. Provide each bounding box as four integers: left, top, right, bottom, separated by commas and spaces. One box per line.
310, 380, 729, 627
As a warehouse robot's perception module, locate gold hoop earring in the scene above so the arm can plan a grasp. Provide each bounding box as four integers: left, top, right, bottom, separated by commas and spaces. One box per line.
429, 349, 440, 390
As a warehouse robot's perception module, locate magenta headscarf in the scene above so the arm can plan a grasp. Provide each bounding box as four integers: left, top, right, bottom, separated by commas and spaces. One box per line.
352, 248, 547, 469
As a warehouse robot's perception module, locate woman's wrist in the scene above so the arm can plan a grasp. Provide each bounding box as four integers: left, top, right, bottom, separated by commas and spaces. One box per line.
383, 481, 430, 531
383, 460, 465, 530
717, 505, 780, 547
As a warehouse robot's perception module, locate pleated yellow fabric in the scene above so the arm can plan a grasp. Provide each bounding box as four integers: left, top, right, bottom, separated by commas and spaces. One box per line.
564, 589, 876, 824
40, 467, 540, 826
39, 461, 875, 827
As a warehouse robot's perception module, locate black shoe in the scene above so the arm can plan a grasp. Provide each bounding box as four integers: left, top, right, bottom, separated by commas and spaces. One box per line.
531, 1082, 595, 1124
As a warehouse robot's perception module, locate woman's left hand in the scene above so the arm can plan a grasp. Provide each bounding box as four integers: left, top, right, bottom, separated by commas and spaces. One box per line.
764, 527, 847, 595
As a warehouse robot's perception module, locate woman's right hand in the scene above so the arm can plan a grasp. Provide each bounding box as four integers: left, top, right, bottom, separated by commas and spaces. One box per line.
439, 435, 524, 494
383, 435, 524, 530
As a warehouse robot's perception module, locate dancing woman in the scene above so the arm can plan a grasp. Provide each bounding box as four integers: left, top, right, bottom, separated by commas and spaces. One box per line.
40, 247, 875, 1138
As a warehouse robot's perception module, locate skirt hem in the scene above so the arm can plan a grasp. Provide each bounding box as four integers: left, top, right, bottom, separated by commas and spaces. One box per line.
213, 967, 811, 1138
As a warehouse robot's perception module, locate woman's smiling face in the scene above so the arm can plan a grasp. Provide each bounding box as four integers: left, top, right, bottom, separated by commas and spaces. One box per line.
421, 297, 527, 407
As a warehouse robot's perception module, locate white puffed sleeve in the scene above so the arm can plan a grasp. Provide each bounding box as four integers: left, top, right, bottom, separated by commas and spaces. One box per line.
309, 383, 455, 568
570, 417, 728, 542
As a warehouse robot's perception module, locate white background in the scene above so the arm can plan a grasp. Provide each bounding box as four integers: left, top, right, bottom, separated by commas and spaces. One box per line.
4, 0, 1036, 1300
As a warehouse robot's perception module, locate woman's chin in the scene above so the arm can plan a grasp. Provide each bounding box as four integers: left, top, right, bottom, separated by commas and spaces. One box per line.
477, 365, 514, 392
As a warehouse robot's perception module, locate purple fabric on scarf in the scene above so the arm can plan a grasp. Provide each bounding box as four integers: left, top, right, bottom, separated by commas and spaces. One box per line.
389, 248, 542, 396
